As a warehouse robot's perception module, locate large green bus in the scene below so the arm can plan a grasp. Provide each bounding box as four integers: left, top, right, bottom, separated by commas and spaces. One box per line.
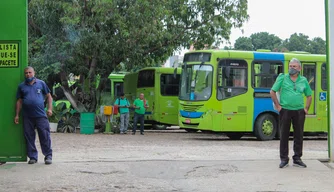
178, 50, 327, 140
124, 67, 181, 129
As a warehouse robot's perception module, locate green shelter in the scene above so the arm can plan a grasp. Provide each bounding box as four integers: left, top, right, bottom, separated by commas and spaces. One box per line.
0, 1, 28, 163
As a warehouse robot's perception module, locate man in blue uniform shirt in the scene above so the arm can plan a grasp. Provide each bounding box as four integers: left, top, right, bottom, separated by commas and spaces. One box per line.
14, 66, 53, 165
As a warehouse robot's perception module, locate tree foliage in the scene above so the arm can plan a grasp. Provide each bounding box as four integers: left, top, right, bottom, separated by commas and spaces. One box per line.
234, 37, 252, 50
250, 32, 282, 51
28, 0, 249, 113
234, 32, 326, 54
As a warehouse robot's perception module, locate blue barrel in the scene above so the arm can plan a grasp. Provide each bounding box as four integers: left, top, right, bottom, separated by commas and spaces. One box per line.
80, 112, 95, 134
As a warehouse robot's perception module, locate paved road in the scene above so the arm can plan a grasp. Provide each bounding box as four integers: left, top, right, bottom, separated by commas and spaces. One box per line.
0, 129, 332, 192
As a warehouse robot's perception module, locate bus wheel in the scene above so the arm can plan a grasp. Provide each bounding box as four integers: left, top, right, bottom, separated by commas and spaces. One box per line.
152, 124, 167, 130
254, 114, 277, 141
184, 128, 198, 133
226, 133, 243, 140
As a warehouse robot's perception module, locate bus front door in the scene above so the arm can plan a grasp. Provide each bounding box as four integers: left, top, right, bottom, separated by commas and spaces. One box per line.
301, 63, 316, 132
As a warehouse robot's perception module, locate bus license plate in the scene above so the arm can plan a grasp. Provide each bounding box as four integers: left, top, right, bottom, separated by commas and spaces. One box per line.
185, 119, 191, 123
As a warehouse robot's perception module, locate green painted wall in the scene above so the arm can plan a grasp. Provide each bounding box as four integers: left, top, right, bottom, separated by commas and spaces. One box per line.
0, 1, 28, 162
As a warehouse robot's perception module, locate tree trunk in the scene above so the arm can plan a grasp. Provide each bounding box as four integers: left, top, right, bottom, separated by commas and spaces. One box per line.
88, 56, 97, 112
59, 63, 87, 113
60, 86, 87, 113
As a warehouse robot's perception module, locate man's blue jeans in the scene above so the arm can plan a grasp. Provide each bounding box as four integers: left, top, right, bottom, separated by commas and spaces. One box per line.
23, 116, 52, 161
132, 113, 144, 133
119, 113, 129, 133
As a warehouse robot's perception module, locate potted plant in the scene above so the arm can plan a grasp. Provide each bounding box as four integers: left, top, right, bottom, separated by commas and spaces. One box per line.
57, 109, 80, 133
48, 108, 59, 133
48, 101, 66, 132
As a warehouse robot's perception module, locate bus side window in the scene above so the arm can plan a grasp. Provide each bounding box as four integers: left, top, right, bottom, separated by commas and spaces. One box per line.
303, 64, 316, 90
218, 59, 248, 100
114, 82, 124, 97
217, 67, 225, 99
321, 63, 327, 91
160, 74, 180, 96
253, 61, 283, 88
277, 65, 283, 74
218, 67, 223, 86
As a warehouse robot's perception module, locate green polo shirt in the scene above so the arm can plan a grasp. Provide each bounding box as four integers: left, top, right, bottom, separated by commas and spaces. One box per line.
133, 98, 148, 115
114, 98, 130, 114
271, 73, 312, 110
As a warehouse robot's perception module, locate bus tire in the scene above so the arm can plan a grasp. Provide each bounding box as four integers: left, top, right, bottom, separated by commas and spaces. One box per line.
152, 124, 167, 130
184, 128, 198, 133
226, 133, 243, 140
254, 114, 277, 141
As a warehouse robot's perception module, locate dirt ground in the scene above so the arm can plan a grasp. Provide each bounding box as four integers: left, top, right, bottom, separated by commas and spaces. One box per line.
0, 128, 331, 192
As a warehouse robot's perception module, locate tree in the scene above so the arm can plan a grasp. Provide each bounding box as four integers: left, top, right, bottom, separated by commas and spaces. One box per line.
250, 32, 282, 51
223, 45, 233, 50
232, 32, 325, 54
234, 37, 253, 50
234, 32, 283, 51
284, 33, 312, 53
28, 0, 249, 113
309, 37, 326, 54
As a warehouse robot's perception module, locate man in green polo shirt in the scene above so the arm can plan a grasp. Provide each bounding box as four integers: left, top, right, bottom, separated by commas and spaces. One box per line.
132, 93, 149, 135
114, 93, 130, 134
270, 58, 312, 169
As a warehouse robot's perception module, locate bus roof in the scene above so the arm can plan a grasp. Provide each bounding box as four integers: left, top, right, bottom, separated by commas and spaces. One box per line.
137, 67, 181, 74
184, 49, 326, 63
108, 72, 127, 79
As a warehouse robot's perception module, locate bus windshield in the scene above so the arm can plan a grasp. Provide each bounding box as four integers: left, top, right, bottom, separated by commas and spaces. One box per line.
179, 64, 213, 101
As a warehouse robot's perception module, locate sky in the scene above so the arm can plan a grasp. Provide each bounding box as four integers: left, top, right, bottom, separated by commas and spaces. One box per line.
222, 0, 326, 47
174, 0, 326, 56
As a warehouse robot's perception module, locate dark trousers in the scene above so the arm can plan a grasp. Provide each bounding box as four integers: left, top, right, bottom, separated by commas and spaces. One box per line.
132, 113, 144, 133
279, 109, 305, 162
23, 116, 53, 160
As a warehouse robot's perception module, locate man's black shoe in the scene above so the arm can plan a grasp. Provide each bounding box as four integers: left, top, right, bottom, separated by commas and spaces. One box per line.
44, 157, 52, 165
279, 161, 289, 168
28, 159, 37, 164
293, 160, 307, 168
132, 132, 135, 135
140, 132, 144, 135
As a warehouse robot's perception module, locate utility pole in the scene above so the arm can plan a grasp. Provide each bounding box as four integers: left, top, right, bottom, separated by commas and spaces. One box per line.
325, 0, 334, 161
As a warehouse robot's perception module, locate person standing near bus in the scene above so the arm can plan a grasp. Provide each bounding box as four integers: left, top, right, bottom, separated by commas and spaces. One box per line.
270, 58, 312, 169
132, 93, 149, 135
114, 93, 130, 134
14, 66, 53, 165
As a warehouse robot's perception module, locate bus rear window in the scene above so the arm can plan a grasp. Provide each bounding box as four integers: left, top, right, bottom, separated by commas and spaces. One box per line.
138, 70, 155, 88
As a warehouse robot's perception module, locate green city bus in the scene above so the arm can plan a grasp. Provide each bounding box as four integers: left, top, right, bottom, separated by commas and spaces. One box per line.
124, 67, 181, 129
178, 50, 327, 140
